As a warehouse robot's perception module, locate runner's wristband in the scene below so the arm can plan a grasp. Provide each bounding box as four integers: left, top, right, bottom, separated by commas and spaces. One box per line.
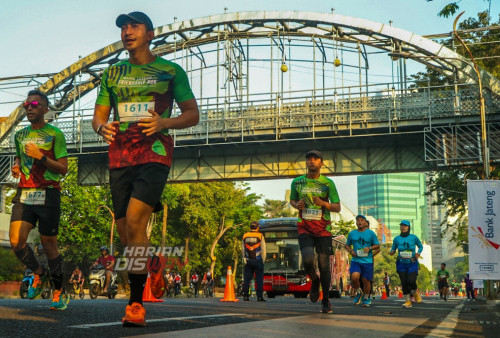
40, 155, 47, 163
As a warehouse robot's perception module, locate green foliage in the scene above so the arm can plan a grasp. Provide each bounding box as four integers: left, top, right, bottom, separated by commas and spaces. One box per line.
373, 245, 399, 288
451, 257, 469, 280
417, 264, 434, 291
147, 181, 263, 280
438, 2, 461, 18
413, 11, 500, 250
410, 11, 500, 85
332, 219, 356, 237
0, 247, 24, 281
262, 199, 296, 218
58, 159, 115, 269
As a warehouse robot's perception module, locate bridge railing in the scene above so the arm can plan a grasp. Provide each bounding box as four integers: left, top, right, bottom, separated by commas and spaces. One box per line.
1, 83, 498, 151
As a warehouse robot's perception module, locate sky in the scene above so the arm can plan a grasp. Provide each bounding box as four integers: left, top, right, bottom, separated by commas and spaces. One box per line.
0, 0, 497, 211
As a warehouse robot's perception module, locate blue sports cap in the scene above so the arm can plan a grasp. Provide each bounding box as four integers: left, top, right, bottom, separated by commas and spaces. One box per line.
400, 220, 411, 226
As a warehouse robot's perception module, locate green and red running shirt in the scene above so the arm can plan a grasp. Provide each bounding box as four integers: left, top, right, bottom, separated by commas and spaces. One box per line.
290, 175, 340, 237
96, 57, 195, 169
14, 124, 68, 190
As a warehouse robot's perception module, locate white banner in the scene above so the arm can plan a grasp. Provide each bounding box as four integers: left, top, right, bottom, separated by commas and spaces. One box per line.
468, 180, 500, 280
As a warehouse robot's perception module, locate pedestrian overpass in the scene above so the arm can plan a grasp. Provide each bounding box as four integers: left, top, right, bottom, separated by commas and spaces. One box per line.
1, 11, 499, 186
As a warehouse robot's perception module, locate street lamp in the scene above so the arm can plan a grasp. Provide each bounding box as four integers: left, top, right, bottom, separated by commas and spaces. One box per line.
97, 205, 115, 255
453, 11, 489, 179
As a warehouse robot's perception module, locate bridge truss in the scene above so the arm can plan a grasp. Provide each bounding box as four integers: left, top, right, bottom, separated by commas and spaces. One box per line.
1, 11, 500, 186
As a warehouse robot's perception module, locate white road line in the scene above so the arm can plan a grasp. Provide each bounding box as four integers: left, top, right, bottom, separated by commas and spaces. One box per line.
425, 302, 463, 337
68, 313, 246, 329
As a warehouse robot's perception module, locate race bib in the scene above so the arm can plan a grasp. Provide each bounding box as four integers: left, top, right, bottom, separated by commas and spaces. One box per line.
400, 251, 413, 259
20, 189, 46, 205
118, 101, 155, 122
302, 208, 322, 221
356, 249, 369, 257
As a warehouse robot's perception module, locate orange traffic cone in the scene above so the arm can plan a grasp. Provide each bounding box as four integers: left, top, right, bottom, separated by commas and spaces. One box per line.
425, 289, 429, 297
381, 290, 387, 300
319, 290, 323, 301
398, 291, 403, 298
220, 266, 239, 302
143, 274, 164, 303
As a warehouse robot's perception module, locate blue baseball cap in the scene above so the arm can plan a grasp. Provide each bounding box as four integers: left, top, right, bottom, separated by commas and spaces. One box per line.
400, 220, 411, 226
356, 215, 367, 221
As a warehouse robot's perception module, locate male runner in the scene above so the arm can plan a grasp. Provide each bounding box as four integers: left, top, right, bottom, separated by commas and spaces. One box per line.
345, 214, 380, 307
93, 11, 199, 327
437, 263, 450, 301
9, 89, 69, 310
290, 150, 341, 313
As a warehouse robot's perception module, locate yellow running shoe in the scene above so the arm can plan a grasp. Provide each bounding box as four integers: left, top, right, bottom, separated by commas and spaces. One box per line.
415, 292, 422, 303
402, 300, 412, 308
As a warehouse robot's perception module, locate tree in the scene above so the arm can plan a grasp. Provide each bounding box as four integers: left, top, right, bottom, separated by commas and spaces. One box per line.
414, 12, 500, 250
332, 219, 355, 237
147, 181, 262, 283
0, 247, 24, 281
426, 0, 492, 18
262, 199, 296, 218
58, 160, 115, 272
417, 264, 434, 291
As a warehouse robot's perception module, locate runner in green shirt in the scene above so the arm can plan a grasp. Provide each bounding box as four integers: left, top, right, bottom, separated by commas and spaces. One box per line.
93, 11, 199, 328
437, 263, 450, 301
290, 150, 341, 314
9, 89, 69, 310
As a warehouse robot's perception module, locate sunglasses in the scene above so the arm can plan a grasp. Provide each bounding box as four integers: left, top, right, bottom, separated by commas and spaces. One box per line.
23, 101, 45, 109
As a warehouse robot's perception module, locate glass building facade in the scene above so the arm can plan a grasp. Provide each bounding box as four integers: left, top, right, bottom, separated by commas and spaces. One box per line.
357, 173, 427, 240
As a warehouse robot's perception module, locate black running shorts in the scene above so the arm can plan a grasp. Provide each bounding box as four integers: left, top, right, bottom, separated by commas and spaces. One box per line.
298, 233, 333, 255
438, 280, 449, 289
109, 163, 170, 219
10, 188, 61, 236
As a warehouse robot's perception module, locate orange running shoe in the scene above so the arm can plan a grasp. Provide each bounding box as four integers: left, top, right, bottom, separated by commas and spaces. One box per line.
27, 275, 43, 299
148, 255, 165, 299
122, 302, 146, 327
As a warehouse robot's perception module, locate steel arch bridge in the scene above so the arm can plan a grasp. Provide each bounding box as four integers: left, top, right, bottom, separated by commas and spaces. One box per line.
1, 11, 500, 185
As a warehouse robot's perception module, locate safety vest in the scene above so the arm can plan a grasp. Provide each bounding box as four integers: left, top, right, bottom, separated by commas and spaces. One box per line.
243, 231, 263, 260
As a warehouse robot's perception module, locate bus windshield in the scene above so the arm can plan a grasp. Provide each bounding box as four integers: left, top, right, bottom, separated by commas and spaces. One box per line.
263, 232, 301, 273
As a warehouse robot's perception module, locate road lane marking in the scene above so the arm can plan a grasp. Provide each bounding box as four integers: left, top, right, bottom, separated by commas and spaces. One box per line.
68, 313, 246, 329
425, 302, 463, 337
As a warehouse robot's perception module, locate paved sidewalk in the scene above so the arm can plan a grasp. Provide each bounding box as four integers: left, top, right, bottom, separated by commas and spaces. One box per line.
454, 297, 500, 337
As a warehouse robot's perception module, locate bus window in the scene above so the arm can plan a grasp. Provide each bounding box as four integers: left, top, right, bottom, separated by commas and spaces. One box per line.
264, 238, 300, 273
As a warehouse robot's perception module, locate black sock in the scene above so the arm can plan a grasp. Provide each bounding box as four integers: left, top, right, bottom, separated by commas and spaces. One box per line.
48, 255, 63, 290
128, 273, 148, 305
14, 245, 40, 272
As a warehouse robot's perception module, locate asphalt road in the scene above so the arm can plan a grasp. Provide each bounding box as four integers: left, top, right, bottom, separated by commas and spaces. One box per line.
0, 295, 498, 337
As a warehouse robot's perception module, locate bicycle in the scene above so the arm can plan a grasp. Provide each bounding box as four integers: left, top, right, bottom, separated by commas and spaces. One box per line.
68, 280, 85, 299
203, 284, 214, 298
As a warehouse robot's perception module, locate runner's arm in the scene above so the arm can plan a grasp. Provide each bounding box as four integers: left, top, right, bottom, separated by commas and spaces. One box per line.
24, 143, 68, 175
290, 199, 305, 210
93, 104, 119, 144
312, 197, 340, 212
